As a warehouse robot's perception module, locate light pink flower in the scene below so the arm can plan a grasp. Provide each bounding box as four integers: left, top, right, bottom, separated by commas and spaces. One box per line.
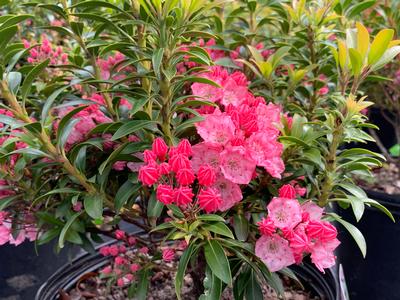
191, 142, 222, 172
195, 112, 235, 146
301, 201, 323, 221
310, 239, 340, 273
267, 197, 302, 230
255, 234, 295, 272
0, 226, 10, 245
162, 248, 175, 262
220, 146, 256, 184
213, 176, 242, 211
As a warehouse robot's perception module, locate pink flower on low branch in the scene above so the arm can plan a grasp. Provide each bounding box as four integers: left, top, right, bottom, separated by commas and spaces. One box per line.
267, 197, 302, 230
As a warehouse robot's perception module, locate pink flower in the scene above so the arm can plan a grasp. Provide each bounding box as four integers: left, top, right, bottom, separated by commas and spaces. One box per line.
220, 78, 248, 107
289, 231, 310, 260
114, 256, 126, 265
191, 142, 222, 172
72, 201, 82, 212
138, 164, 159, 186
198, 188, 222, 213
139, 247, 149, 254
152, 138, 168, 161
169, 154, 191, 172
306, 221, 337, 242
195, 112, 235, 146
115, 230, 126, 240
197, 164, 216, 186
278, 184, 296, 199
112, 161, 126, 171
220, 146, 256, 184
177, 139, 192, 156
301, 201, 323, 221
0, 226, 11, 245
213, 176, 243, 211
257, 217, 275, 236
176, 168, 195, 186
109, 245, 119, 256
318, 86, 329, 96
128, 237, 136, 245
130, 263, 141, 272
99, 246, 110, 256
101, 266, 113, 275
173, 186, 194, 206
255, 234, 295, 272
117, 278, 125, 287
156, 184, 174, 205
310, 239, 340, 273
162, 248, 175, 262
119, 245, 126, 254
267, 197, 302, 230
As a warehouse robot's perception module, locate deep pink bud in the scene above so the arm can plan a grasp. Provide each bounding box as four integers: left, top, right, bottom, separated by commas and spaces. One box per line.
108, 245, 119, 256
177, 139, 192, 156
158, 162, 171, 175
130, 263, 141, 272
197, 164, 216, 186
101, 265, 112, 275
114, 256, 126, 265
139, 246, 149, 254
152, 138, 168, 161
99, 246, 110, 256
176, 168, 195, 185
117, 278, 124, 287
306, 220, 325, 239
128, 237, 137, 245
169, 154, 191, 172
156, 184, 174, 205
257, 217, 275, 236
138, 164, 159, 186
143, 150, 157, 164
115, 230, 126, 240
198, 188, 222, 213
119, 245, 127, 254
173, 186, 194, 206
162, 248, 175, 262
72, 201, 82, 212
278, 184, 296, 199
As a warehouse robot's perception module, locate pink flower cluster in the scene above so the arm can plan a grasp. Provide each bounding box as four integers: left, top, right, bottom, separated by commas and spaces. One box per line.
23, 36, 68, 65
97, 52, 134, 80
139, 138, 224, 213
255, 185, 340, 273
99, 229, 175, 287
191, 67, 284, 209
0, 211, 37, 246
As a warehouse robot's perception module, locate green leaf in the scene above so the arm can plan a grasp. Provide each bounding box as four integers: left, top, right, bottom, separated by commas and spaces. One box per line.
6, 72, 21, 94
41, 86, 67, 123
98, 142, 128, 174
329, 212, 366, 257
199, 265, 222, 300
347, 1, 376, 18
349, 48, 363, 76
175, 243, 197, 300
115, 180, 138, 212
389, 144, 400, 157
111, 120, 156, 140
182, 76, 221, 88
147, 191, 164, 219
152, 48, 164, 78
0, 195, 20, 210
371, 46, 400, 71
204, 240, 232, 285
197, 215, 226, 222
136, 268, 150, 300
167, 204, 185, 218
203, 222, 234, 239
0, 25, 18, 53
20, 59, 50, 101
368, 29, 394, 65
59, 211, 83, 248
245, 270, 263, 300
84, 193, 103, 219
233, 214, 249, 241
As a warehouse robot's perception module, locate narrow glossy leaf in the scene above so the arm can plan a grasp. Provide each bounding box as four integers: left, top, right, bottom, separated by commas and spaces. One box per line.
167, 204, 185, 218
84, 193, 103, 219
182, 76, 221, 88
98, 142, 128, 174
329, 212, 366, 257
364, 198, 395, 222
147, 191, 164, 218
0, 25, 18, 53
197, 215, 226, 222
368, 29, 394, 65
204, 240, 232, 285
111, 120, 155, 140
348, 48, 363, 76
175, 243, 197, 300
203, 222, 234, 239
233, 214, 249, 241
41, 86, 67, 123
245, 270, 263, 300
59, 211, 83, 248
356, 22, 369, 60
6, 72, 21, 94
0, 195, 20, 210
152, 48, 164, 78
338, 40, 348, 70
371, 46, 400, 71
347, 1, 376, 18
115, 180, 137, 212
20, 59, 49, 101
136, 268, 150, 300
199, 265, 222, 300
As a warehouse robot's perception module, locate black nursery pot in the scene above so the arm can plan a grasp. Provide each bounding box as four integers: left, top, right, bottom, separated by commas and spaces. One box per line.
337, 189, 400, 300
36, 240, 341, 300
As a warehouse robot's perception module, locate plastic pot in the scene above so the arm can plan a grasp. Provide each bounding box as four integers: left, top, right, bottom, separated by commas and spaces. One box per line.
36, 241, 342, 300
337, 189, 400, 300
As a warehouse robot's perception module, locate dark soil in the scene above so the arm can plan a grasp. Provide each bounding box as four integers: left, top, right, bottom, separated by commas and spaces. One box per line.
357, 163, 400, 195
64, 266, 319, 300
